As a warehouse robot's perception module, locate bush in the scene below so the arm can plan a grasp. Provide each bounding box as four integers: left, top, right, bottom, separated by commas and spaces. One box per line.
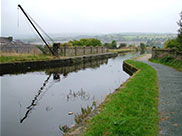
70, 38, 102, 47
119, 43, 127, 48
163, 39, 182, 51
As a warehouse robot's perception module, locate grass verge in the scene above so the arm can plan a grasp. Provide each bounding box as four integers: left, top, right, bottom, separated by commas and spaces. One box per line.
149, 57, 182, 71
0, 53, 57, 63
83, 60, 159, 136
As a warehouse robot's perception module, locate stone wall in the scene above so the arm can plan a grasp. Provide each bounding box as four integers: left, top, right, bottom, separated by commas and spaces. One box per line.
59, 46, 108, 56
152, 48, 182, 60
123, 61, 138, 76
1, 45, 108, 56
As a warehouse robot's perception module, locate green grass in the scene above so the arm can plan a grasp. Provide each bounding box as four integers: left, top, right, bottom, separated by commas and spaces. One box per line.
0, 54, 58, 63
149, 57, 182, 71
83, 60, 159, 136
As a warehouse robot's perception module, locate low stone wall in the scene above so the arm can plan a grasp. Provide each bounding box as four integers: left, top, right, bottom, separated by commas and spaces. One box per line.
152, 48, 182, 60
59, 46, 108, 56
123, 61, 138, 76
1, 45, 108, 56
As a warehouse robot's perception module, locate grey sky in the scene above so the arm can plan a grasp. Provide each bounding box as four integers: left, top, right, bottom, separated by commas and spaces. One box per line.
1, 0, 182, 37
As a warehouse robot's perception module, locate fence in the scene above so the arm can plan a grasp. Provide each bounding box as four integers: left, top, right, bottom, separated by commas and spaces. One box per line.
152, 48, 182, 60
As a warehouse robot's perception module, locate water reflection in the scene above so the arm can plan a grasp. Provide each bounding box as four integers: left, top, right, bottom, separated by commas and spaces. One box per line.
19, 59, 108, 123
20, 74, 52, 123
0, 58, 109, 76
140, 49, 145, 55
45, 59, 108, 77
1, 53, 140, 136
53, 73, 60, 81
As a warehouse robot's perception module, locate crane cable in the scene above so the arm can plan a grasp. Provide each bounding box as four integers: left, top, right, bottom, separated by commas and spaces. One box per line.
26, 13, 55, 43
18, 7, 55, 44
17, 6, 43, 44
17, 6, 19, 27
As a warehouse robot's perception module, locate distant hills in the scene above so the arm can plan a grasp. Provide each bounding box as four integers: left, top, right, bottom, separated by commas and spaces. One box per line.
14, 32, 177, 47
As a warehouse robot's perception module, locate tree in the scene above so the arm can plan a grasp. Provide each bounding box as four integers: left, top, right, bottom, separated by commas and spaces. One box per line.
163, 40, 170, 49
104, 42, 111, 48
163, 11, 182, 51
177, 11, 182, 43
132, 44, 136, 48
111, 40, 117, 49
119, 43, 127, 48
165, 39, 180, 50
87, 38, 102, 46
140, 43, 146, 50
69, 39, 102, 47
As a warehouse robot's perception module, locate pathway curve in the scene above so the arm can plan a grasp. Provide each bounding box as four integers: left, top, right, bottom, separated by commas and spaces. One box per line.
136, 54, 182, 136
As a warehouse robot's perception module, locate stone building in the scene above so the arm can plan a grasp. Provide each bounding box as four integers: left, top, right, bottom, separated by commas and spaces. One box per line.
0, 37, 41, 54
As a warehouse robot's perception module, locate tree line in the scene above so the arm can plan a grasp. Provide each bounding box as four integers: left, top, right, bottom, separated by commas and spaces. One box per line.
60, 38, 102, 47
163, 11, 182, 51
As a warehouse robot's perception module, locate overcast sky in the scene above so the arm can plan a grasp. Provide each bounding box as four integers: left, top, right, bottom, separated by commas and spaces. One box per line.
1, 0, 182, 37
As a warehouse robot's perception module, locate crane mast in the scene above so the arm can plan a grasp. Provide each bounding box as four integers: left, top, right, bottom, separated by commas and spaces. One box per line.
18, 4, 56, 56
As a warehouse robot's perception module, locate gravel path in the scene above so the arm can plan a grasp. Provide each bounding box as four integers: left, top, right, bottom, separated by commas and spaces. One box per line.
136, 54, 182, 136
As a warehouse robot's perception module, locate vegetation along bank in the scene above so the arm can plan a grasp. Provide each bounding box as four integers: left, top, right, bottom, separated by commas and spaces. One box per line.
66, 60, 159, 136
149, 57, 182, 71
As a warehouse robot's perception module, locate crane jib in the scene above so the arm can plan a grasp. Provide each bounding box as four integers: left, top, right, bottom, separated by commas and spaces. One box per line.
17, 4, 56, 56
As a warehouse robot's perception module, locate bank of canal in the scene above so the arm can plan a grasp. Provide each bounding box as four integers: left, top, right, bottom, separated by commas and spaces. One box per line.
1, 52, 139, 136
0, 53, 117, 75
78, 59, 159, 136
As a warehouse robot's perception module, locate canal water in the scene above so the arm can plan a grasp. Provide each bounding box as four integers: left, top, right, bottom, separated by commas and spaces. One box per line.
1, 52, 139, 136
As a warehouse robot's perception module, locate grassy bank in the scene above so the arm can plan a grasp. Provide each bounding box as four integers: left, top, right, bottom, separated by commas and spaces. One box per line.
149, 57, 182, 71
0, 53, 57, 63
83, 60, 159, 136
108, 48, 135, 53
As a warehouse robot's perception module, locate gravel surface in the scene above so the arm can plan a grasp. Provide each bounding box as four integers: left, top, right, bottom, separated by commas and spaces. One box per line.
137, 55, 182, 136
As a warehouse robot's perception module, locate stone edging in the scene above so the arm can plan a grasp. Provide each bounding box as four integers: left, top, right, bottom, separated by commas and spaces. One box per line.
123, 61, 138, 76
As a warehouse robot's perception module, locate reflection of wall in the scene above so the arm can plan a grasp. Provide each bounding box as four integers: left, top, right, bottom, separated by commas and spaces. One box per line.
0, 53, 117, 76
18, 58, 109, 123
45, 59, 108, 77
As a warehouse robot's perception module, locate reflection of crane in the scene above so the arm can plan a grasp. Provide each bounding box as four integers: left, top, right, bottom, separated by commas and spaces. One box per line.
20, 74, 52, 123
18, 4, 59, 56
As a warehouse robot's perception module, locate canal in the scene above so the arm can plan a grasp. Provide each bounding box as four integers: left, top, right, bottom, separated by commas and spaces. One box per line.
1, 52, 139, 136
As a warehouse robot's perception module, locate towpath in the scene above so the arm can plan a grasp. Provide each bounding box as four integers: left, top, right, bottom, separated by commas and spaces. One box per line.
136, 54, 182, 136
